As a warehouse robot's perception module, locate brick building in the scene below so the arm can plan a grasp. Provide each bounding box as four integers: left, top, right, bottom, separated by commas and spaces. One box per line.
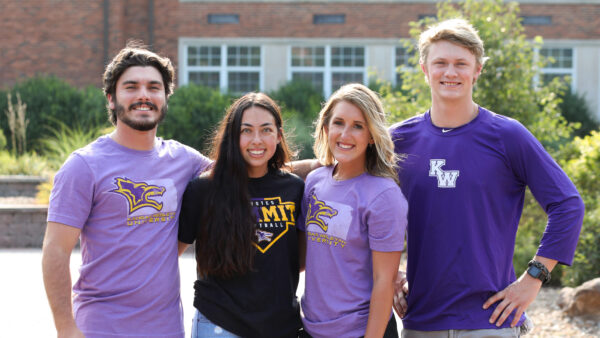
1, 0, 599, 118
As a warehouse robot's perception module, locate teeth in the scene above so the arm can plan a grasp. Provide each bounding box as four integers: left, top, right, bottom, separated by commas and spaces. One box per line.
249, 150, 264, 155
137, 107, 151, 111
338, 143, 353, 149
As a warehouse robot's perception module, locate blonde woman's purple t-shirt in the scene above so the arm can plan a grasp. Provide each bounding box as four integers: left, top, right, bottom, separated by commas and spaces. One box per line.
299, 166, 407, 338
47, 135, 211, 338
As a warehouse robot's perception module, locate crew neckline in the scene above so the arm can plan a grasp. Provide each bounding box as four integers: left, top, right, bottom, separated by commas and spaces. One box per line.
425, 106, 486, 136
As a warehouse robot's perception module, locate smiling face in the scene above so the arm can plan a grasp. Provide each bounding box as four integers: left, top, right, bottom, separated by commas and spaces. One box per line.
239, 106, 281, 178
108, 66, 167, 132
326, 100, 373, 178
421, 40, 482, 104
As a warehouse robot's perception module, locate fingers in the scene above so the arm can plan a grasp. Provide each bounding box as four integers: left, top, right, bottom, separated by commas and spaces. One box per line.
511, 307, 525, 328
483, 290, 503, 310
493, 301, 516, 327
393, 292, 407, 318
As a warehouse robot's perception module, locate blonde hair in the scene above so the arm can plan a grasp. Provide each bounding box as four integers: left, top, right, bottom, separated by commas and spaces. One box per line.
419, 18, 487, 67
313, 83, 400, 184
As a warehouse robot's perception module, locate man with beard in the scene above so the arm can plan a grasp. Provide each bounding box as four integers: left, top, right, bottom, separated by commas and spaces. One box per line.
42, 43, 211, 338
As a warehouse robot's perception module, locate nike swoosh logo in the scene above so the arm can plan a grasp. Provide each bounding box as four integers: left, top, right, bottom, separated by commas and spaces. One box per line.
442, 128, 453, 133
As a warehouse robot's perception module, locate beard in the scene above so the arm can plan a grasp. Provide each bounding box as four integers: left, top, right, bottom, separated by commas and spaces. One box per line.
114, 100, 167, 131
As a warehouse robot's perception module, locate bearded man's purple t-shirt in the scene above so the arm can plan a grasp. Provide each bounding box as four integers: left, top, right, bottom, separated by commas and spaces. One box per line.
47, 135, 211, 338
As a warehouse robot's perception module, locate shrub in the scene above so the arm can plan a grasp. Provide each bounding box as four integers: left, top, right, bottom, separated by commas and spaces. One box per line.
0, 76, 108, 153
559, 90, 599, 138
158, 84, 233, 154
0, 151, 49, 176
0, 129, 6, 150
270, 80, 324, 159
556, 131, 600, 286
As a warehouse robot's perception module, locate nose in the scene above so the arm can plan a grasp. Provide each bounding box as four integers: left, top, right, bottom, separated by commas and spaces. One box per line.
137, 86, 150, 101
444, 64, 458, 77
251, 130, 262, 144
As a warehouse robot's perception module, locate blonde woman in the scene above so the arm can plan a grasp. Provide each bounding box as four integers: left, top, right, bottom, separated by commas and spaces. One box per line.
299, 83, 407, 338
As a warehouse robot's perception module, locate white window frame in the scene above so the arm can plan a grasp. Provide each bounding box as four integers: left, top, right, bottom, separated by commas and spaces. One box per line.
537, 46, 577, 91
288, 45, 368, 97
179, 39, 264, 93
393, 44, 414, 87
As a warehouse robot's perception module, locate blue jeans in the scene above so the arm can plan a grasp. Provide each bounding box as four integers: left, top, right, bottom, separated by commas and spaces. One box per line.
191, 309, 240, 338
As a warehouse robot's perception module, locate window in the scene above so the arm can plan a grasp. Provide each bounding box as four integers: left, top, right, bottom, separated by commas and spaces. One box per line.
521, 15, 552, 26
395, 46, 412, 85
540, 47, 575, 89
290, 45, 365, 97
183, 45, 262, 93
207, 14, 239, 24
313, 14, 345, 25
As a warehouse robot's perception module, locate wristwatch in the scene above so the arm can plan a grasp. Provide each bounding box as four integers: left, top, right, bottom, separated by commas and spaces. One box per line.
527, 260, 551, 284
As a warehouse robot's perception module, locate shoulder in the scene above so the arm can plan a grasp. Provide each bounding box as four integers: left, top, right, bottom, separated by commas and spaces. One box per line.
306, 165, 331, 182
274, 170, 304, 186
389, 113, 426, 137
483, 108, 532, 138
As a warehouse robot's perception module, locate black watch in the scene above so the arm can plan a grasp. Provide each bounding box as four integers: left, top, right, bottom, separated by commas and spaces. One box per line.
526, 260, 551, 284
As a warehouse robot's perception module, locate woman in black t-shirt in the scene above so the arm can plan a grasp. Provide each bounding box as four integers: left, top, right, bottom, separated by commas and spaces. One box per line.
178, 92, 305, 338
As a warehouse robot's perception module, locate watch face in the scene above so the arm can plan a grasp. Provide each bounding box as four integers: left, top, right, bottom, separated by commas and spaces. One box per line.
528, 266, 542, 278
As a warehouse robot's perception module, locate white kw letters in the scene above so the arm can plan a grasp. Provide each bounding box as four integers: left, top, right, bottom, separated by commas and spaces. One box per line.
429, 159, 459, 188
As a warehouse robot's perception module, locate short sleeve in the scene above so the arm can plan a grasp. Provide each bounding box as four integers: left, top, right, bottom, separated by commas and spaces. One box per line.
365, 186, 408, 252
178, 179, 202, 244
47, 154, 95, 229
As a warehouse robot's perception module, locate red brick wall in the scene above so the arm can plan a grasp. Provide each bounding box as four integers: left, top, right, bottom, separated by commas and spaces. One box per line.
0, 1, 598, 90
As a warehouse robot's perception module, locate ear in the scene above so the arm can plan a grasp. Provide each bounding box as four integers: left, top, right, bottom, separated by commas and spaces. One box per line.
420, 63, 429, 84
107, 94, 114, 110
277, 128, 282, 144
473, 63, 483, 83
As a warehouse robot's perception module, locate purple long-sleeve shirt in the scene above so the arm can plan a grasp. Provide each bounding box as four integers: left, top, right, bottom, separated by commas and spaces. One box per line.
390, 107, 584, 331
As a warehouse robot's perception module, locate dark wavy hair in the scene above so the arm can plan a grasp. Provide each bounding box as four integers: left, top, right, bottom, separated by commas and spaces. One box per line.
196, 92, 295, 279
102, 41, 175, 125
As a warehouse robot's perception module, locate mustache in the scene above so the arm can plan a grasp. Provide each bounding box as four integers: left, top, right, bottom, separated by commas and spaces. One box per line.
128, 101, 158, 111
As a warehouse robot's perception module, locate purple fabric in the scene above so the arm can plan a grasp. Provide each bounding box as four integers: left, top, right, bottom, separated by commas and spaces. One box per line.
300, 166, 407, 338
389, 107, 584, 331
48, 135, 211, 338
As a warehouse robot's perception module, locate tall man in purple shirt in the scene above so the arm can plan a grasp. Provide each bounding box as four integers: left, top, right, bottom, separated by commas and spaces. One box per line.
390, 19, 584, 337
41, 43, 211, 337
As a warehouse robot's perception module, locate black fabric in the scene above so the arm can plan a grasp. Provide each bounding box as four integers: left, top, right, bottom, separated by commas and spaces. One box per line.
179, 169, 304, 338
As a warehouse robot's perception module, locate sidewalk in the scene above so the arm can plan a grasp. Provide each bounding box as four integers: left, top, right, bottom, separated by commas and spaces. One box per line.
0, 248, 403, 337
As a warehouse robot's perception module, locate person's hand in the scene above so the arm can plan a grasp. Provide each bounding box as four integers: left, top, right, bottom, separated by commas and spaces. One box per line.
392, 270, 409, 318
483, 273, 542, 327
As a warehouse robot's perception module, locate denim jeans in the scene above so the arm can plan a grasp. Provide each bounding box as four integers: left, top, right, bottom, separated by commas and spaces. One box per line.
191, 309, 240, 338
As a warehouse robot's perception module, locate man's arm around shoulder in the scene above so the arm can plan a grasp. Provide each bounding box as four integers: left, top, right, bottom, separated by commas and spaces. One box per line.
42, 221, 84, 338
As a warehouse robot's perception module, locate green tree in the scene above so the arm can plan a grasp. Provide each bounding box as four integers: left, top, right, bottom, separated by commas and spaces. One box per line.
158, 84, 233, 154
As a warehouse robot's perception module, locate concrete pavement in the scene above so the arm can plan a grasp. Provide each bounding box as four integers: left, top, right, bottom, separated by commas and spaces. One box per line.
0, 248, 402, 337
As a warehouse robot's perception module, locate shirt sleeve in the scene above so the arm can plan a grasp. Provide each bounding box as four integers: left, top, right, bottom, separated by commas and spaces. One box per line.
178, 179, 202, 244
503, 121, 584, 265
47, 154, 94, 229
365, 185, 408, 252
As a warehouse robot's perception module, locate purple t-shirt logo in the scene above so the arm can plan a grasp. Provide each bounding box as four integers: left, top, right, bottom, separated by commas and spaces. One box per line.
429, 159, 460, 188
306, 193, 338, 232
111, 177, 166, 213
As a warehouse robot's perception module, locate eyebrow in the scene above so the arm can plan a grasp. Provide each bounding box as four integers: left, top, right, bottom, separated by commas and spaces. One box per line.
332, 117, 366, 124
121, 80, 164, 86
241, 122, 275, 127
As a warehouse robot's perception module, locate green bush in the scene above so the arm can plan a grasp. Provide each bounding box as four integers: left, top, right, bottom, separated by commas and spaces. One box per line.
158, 84, 233, 154
559, 90, 599, 138
0, 76, 108, 154
556, 131, 600, 285
0, 151, 49, 176
0, 129, 6, 150
270, 79, 324, 159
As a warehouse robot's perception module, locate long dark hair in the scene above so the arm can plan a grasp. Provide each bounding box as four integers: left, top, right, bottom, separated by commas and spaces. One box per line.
196, 92, 294, 279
